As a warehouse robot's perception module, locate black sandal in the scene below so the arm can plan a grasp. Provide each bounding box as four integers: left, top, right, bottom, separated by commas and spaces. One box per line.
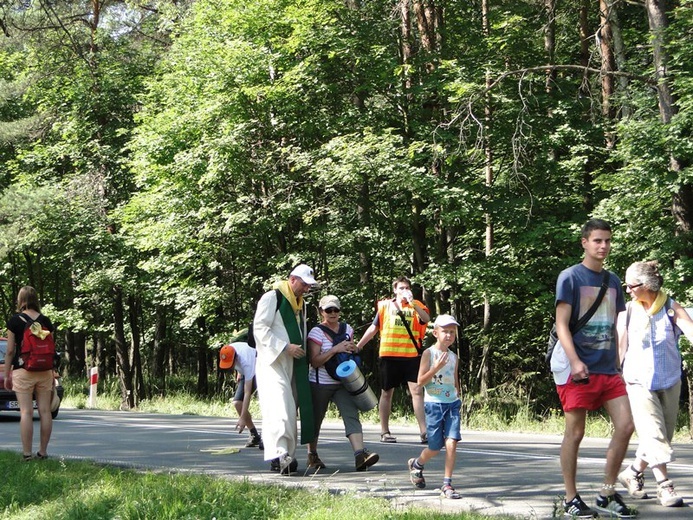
36, 452, 48, 460
22, 453, 33, 461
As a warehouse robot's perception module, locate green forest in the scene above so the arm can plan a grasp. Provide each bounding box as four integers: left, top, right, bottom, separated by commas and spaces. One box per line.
0, 0, 691, 430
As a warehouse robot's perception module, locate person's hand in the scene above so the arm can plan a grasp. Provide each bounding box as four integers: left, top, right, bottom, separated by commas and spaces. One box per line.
235, 417, 248, 434
569, 359, 589, 382
433, 352, 449, 372
287, 343, 306, 359
335, 339, 355, 353
3, 372, 11, 391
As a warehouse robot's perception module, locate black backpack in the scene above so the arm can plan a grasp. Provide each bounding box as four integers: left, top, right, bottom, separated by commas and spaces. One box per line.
317, 323, 361, 381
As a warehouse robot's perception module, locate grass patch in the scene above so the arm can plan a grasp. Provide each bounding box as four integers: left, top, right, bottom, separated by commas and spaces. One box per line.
0, 452, 497, 520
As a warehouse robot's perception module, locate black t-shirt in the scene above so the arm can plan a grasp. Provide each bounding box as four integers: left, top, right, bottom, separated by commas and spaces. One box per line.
6, 312, 55, 369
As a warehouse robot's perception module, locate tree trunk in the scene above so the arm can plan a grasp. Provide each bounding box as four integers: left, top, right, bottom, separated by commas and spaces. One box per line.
644, 0, 691, 233
544, 0, 556, 93
578, 0, 590, 96
128, 294, 145, 403
609, 2, 630, 117
412, 0, 440, 55
398, 0, 413, 135
94, 333, 104, 378
598, 0, 617, 147
646, 0, 675, 126
152, 304, 169, 383
113, 286, 134, 409
196, 317, 209, 396
412, 201, 427, 275
479, 0, 493, 398
598, 0, 616, 117
64, 330, 86, 378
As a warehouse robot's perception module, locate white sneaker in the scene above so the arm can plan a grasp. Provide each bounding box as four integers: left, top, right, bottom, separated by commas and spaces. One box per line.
657, 480, 683, 507
618, 468, 648, 499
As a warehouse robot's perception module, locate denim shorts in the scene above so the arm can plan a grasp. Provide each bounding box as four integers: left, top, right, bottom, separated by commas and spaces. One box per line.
232, 376, 257, 402
424, 400, 462, 451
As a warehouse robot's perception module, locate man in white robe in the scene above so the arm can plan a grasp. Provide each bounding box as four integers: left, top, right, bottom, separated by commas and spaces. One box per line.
253, 264, 316, 474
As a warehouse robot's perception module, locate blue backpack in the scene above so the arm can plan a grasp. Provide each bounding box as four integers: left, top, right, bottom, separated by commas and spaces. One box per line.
317, 323, 361, 381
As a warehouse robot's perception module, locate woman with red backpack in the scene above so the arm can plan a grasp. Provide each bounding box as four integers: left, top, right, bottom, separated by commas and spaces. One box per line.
3, 286, 56, 461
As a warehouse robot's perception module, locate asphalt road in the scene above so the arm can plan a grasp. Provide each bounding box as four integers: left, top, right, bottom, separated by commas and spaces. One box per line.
1, 409, 692, 519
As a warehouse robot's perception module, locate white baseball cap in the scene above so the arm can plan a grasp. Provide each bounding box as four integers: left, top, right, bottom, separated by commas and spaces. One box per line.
433, 314, 460, 328
290, 264, 317, 285
550, 341, 571, 385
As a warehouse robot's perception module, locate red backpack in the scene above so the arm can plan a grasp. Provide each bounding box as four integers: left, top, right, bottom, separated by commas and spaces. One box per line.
17, 313, 56, 371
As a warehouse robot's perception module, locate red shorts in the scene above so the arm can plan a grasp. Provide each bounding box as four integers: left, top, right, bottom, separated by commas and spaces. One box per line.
556, 373, 627, 412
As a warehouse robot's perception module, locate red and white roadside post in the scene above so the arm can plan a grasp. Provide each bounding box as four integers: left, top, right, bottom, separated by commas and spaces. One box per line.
88, 367, 98, 408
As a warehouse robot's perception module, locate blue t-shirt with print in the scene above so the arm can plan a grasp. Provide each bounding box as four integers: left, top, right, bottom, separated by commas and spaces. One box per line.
555, 263, 626, 375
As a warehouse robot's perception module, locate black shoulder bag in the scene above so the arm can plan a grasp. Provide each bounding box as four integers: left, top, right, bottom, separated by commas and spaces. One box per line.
392, 300, 424, 354
545, 269, 610, 367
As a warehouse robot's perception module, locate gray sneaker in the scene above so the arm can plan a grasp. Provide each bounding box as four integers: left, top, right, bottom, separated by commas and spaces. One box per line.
657, 480, 683, 507
594, 493, 637, 518
618, 468, 648, 499
278, 453, 294, 475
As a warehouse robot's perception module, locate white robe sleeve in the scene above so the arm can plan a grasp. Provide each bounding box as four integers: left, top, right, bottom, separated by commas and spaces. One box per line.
253, 290, 290, 366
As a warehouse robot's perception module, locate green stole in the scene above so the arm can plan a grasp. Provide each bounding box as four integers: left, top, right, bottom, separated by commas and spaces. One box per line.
277, 294, 315, 444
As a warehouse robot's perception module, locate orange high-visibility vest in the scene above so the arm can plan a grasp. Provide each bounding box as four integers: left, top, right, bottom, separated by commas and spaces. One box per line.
377, 299, 428, 358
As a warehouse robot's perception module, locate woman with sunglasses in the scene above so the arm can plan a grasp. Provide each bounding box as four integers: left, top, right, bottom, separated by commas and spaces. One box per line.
617, 260, 693, 507
305, 295, 379, 472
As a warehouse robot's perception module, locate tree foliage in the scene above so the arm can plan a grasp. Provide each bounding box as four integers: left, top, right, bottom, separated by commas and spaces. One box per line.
0, 0, 691, 428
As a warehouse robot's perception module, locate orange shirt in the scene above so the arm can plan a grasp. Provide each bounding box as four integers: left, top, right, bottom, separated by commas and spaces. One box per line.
376, 299, 429, 358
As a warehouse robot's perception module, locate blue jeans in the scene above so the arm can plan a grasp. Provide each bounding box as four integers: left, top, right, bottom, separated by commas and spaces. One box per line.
424, 400, 461, 451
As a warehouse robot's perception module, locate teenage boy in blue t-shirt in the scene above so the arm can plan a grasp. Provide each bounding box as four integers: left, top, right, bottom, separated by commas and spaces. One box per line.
407, 314, 462, 500
554, 219, 635, 519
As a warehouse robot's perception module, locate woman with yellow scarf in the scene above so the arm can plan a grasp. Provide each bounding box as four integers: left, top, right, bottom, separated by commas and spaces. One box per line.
618, 260, 693, 507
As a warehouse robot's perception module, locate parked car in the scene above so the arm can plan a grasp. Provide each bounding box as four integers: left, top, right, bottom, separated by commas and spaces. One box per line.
0, 337, 63, 418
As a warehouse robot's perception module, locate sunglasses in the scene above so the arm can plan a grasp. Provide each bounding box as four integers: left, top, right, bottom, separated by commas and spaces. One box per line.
623, 283, 644, 290
323, 307, 340, 314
